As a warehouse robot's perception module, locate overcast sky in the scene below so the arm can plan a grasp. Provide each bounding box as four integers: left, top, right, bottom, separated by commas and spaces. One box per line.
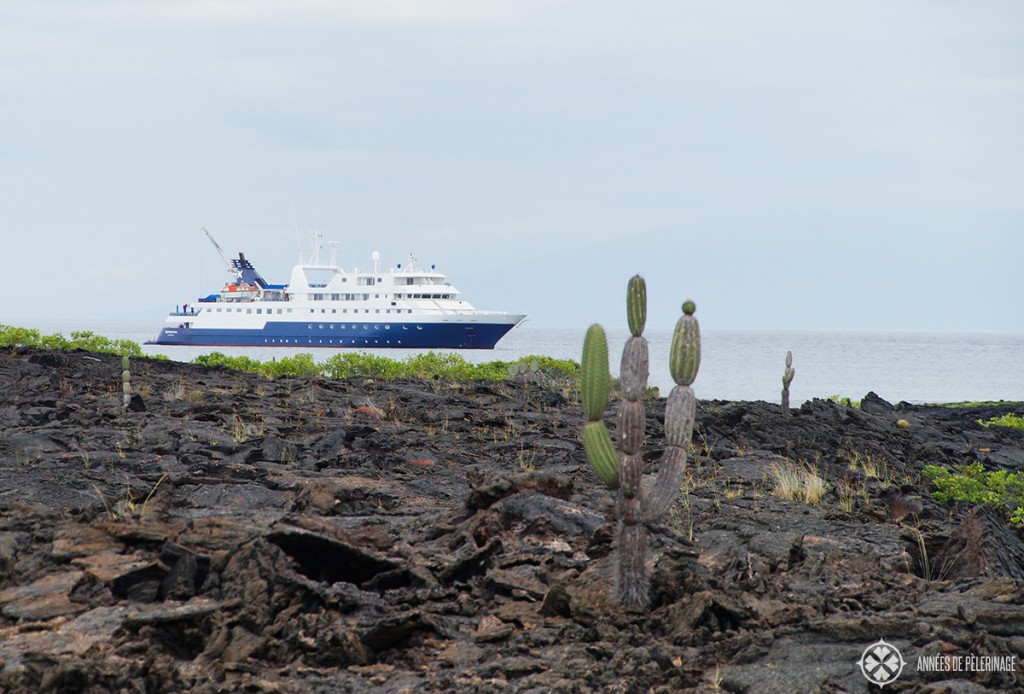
1, 1, 1021, 332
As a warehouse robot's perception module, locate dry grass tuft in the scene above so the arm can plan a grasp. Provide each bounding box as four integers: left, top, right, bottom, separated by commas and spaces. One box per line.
768, 460, 829, 505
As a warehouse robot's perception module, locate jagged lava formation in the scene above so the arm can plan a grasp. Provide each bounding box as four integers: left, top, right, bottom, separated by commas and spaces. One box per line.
0, 346, 1023, 692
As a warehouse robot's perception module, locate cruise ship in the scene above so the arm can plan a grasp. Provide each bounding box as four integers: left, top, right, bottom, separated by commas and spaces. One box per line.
149, 231, 526, 349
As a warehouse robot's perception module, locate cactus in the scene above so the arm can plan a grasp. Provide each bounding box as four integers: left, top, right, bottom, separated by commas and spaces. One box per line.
581, 275, 701, 607
781, 351, 795, 417
121, 355, 131, 410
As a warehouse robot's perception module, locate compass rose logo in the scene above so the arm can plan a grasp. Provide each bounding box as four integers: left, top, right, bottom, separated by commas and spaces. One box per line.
858, 639, 907, 687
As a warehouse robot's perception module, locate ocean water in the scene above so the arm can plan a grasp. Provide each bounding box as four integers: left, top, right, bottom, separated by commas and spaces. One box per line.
16, 320, 1024, 406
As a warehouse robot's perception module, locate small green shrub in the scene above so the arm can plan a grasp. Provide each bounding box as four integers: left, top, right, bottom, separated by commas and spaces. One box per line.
922, 462, 1024, 526
977, 413, 1024, 430
827, 394, 861, 409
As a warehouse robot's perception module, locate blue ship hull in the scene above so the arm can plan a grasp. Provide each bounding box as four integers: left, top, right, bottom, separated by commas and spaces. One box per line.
150, 320, 517, 349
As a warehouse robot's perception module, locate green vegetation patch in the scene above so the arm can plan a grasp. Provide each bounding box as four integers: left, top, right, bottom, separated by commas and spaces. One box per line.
922, 462, 1024, 526
977, 413, 1024, 430
0, 324, 579, 384
0, 325, 144, 357
827, 394, 861, 408
184, 350, 578, 383
923, 400, 1024, 408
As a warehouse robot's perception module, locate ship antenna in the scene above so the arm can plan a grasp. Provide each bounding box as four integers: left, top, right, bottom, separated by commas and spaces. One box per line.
309, 229, 323, 265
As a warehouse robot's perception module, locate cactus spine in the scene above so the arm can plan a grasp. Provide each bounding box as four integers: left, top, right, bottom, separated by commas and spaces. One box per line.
121, 355, 131, 410
781, 351, 795, 417
581, 276, 701, 607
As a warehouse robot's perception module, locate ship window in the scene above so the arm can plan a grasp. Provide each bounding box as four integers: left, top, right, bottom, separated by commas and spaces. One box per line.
247, 309, 253, 314
332, 309, 337, 314
256, 309, 262, 314
277, 309, 283, 314
375, 309, 380, 313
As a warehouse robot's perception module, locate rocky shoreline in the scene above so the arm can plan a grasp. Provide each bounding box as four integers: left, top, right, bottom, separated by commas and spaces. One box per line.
1, 346, 1023, 692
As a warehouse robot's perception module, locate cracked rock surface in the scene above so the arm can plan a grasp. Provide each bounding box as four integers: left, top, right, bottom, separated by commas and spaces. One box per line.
1, 346, 1023, 692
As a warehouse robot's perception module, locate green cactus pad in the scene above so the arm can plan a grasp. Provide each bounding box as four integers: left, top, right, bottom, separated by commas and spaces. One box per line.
670, 313, 701, 386
627, 275, 647, 337
583, 421, 618, 488
581, 324, 611, 421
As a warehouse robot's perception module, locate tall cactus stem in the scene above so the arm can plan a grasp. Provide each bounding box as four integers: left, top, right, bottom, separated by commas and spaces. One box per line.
781, 351, 795, 417
580, 278, 701, 608
121, 355, 131, 410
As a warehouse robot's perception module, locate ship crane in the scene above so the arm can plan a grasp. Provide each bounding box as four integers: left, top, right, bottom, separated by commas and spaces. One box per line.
202, 227, 240, 279
201, 227, 268, 288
